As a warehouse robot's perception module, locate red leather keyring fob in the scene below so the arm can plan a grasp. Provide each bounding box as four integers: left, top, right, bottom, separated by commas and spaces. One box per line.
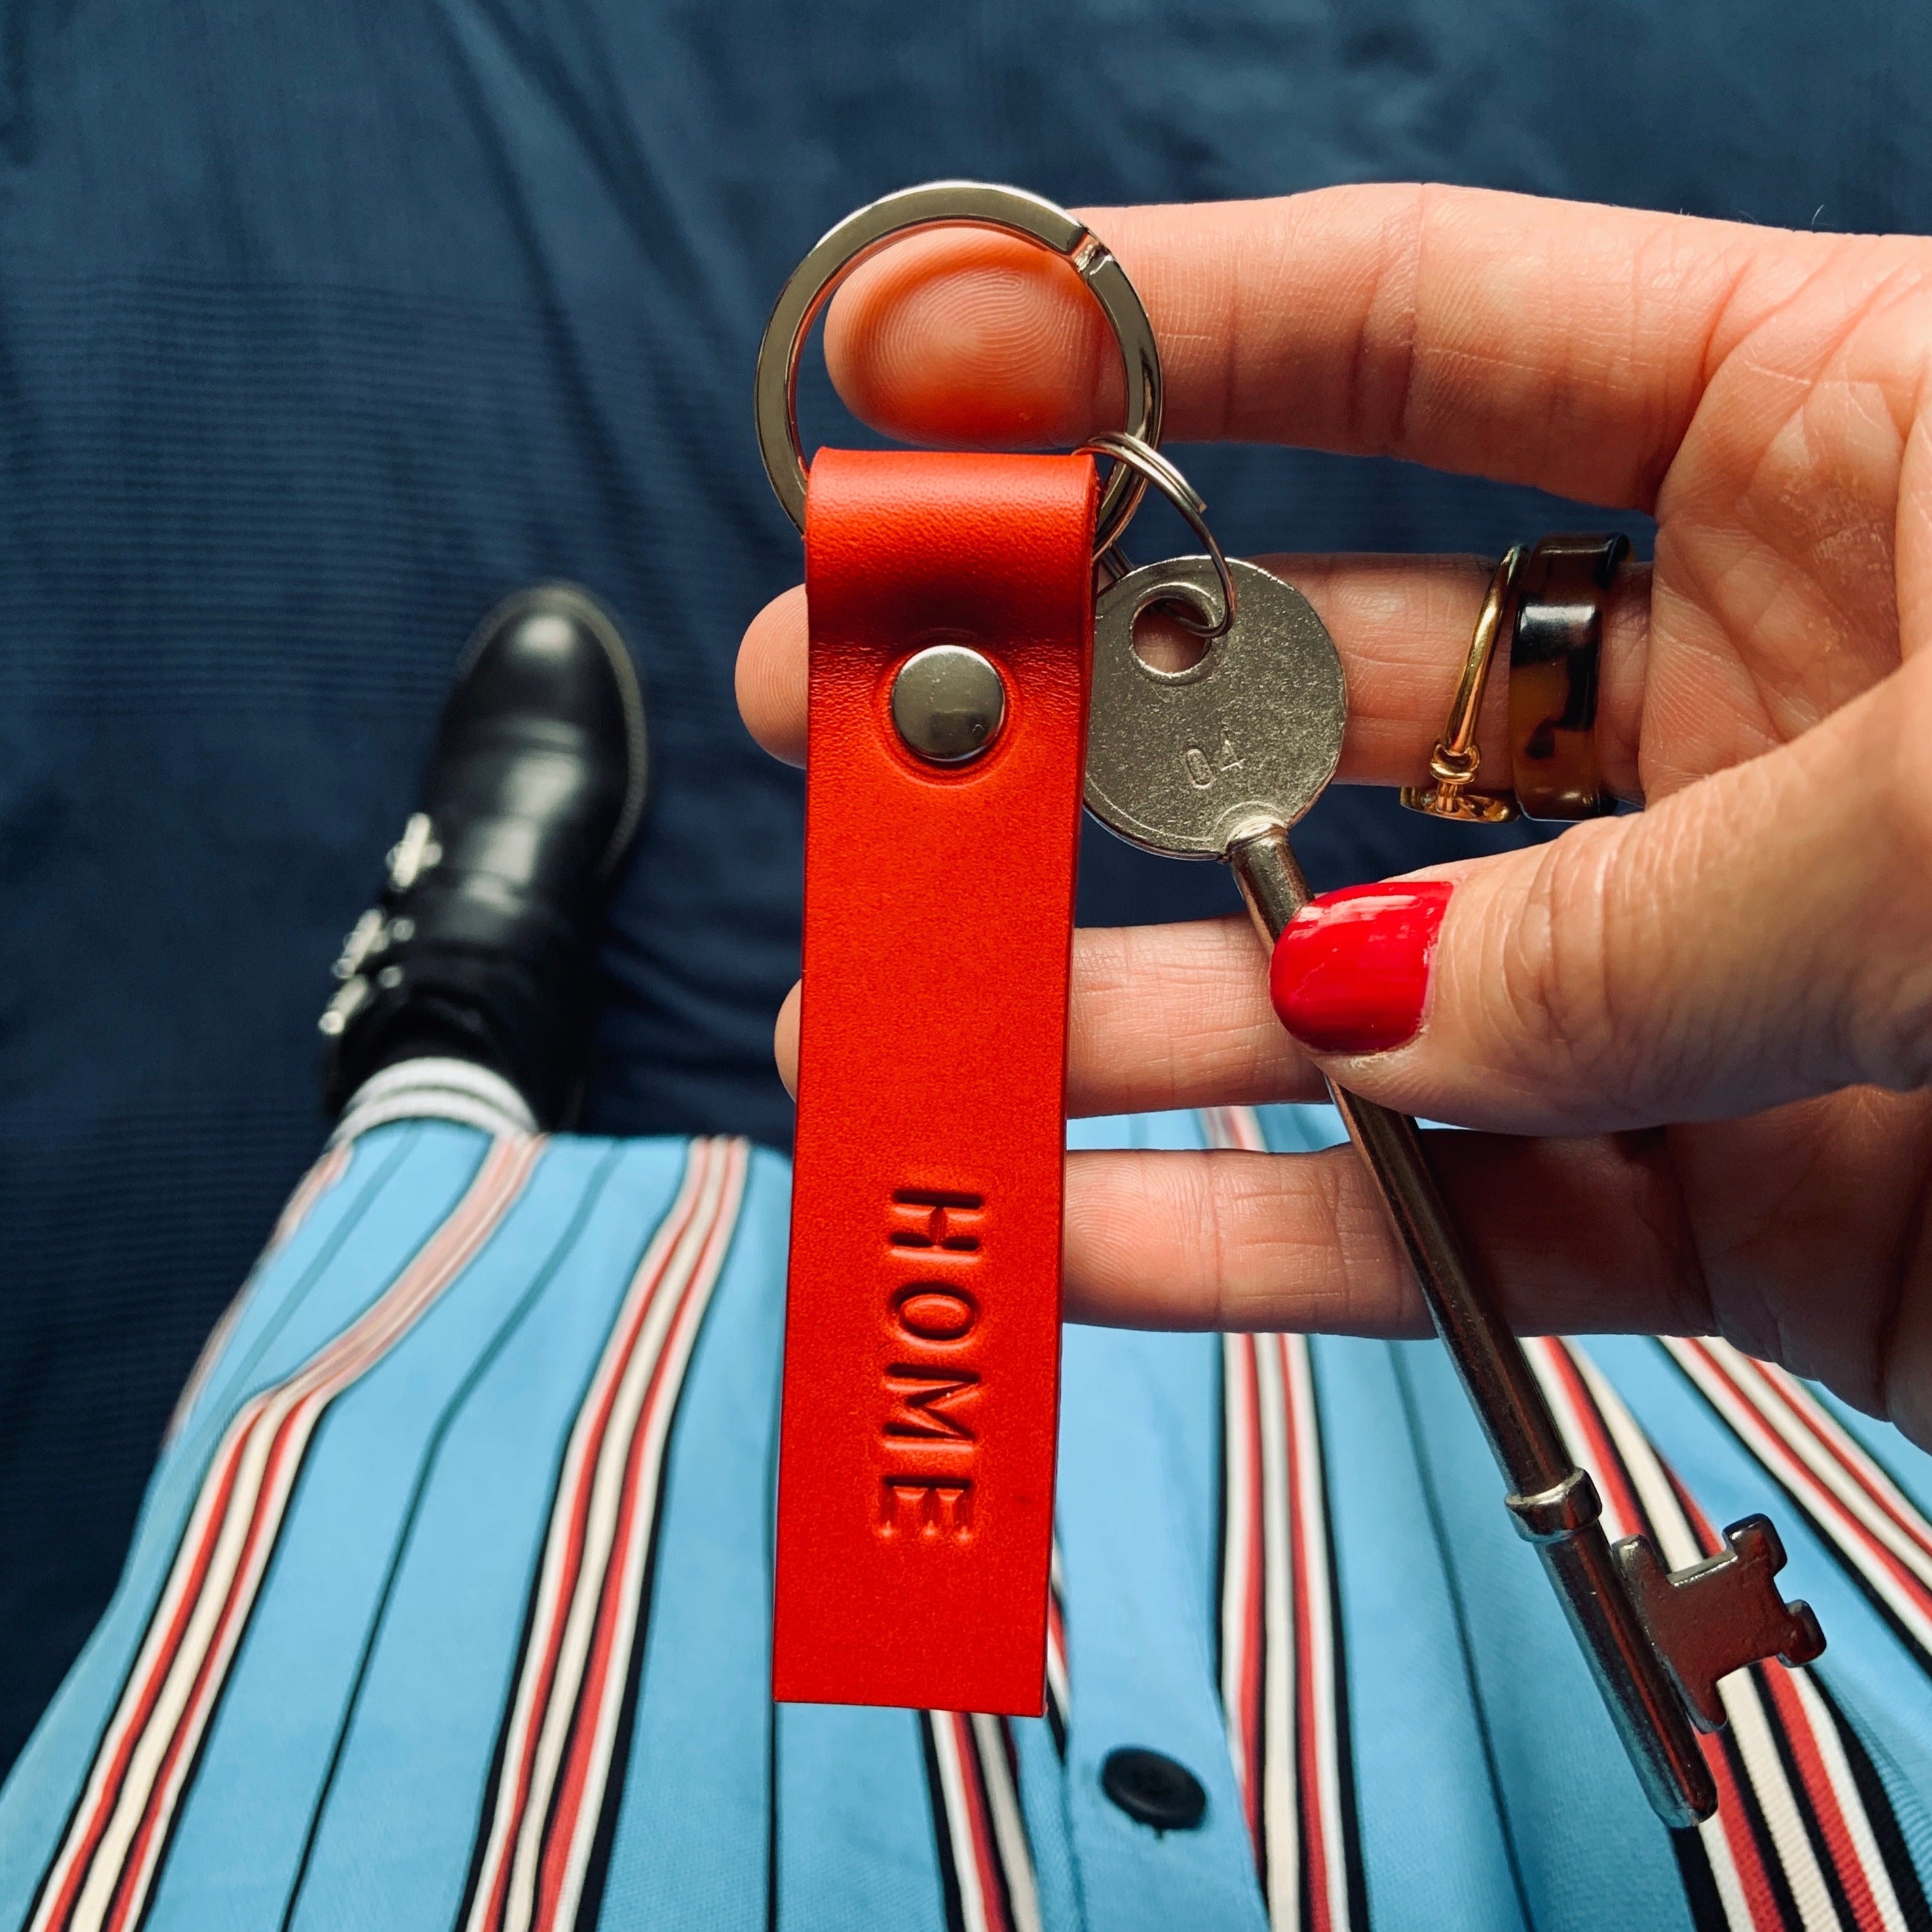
773, 448, 1098, 1714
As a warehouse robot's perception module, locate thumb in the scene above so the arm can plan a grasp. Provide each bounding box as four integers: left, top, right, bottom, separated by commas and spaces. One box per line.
1268, 660, 1932, 1134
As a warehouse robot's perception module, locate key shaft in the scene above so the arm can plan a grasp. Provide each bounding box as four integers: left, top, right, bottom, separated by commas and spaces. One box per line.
1228, 825, 1718, 1827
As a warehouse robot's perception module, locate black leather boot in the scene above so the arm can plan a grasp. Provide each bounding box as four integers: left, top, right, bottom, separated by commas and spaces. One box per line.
319, 584, 647, 1129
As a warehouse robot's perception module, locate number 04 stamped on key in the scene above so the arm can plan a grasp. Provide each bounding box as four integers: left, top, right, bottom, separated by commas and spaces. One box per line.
1084, 556, 1347, 858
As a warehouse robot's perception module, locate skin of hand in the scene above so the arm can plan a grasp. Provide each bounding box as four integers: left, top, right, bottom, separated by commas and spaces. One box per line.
734, 184, 1932, 1447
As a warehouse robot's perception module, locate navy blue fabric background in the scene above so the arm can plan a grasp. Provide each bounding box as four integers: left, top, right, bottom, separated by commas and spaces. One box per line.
3, 0, 1930, 1770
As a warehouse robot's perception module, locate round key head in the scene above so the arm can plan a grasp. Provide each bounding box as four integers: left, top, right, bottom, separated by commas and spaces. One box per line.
1085, 556, 1348, 857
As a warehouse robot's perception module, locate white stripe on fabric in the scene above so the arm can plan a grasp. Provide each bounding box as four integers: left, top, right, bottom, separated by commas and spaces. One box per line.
1528, 1340, 1892, 1932
1664, 1340, 1932, 1652
1703, 1791, 1762, 1932
1204, 1104, 1360, 1931
331, 1057, 538, 1147
930, 1713, 994, 1932
972, 1714, 1042, 1932
473, 1146, 719, 1931
1254, 1333, 1298, 1931
543, 1143, 748, 1932
1042, 1629, 1070, 1747
34, 1133, 540, 1932
164, 1140, 353, 1445
1785, 1669, 1912, 1932
1687, 1342, 1932, 1580
1724, 1684, 1839, 1932
1284, 1335, 1350, 1932
503, 1141, 740, 1932
1561, 1348, 1841, 1929
465, 1137, 748, 1932
1526, 1342, 1769, 1931
1655, 1337, 1932, 1930
1220, 1332, 1260, 1808
1207, 1105, 1264, 1830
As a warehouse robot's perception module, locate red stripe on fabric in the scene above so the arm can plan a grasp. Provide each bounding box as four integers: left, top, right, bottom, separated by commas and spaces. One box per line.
1703, 1730, 1793, 1932
168, 1145, 356, 1445
1668, 1474, 1796, 1932
104, 1398, 312, 1932
269, 1143, 354, 1251
1540, 1344, 1788, 1932
1692, 1347, 1932, 1568
290, 1138, 521, 1393
535, 1447, 642, 1925
45, 1419, 254, 1927
1684, 1346, 1932, 1625
1245, 1350, 1266, 1851
1730, 1442, 1932, 1633
1659, 1466, 1722, 1561
1758, 1666, 1889, 1931
1241, 1462, 1264, 1866
43, 1135, 539, 1932
535, 1232, 713, 1926
954, 1713, 1012, 1932
475, 1139, 747, 1932
1283, 1338, 1336, 1932
1042, 1583, 1069, 1754
480, 1310, 637, 1928
1667, 1468, 1891, 1932
1756, 1365, 1932, 1561
473, 1148, 715, 1930
1533, 1341, 1646, 1538
1228, 1338, 1265, 1865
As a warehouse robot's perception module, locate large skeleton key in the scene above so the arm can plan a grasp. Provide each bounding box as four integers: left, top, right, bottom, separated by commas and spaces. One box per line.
1085, 553, 1824, 1827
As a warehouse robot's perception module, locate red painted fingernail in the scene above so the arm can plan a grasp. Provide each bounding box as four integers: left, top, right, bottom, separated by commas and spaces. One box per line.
1268, 880, 1453, 1054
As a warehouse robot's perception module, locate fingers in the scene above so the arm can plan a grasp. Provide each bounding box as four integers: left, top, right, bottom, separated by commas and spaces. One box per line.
784, 953, 1713, 1336
773, 979, 799, 1096
736, 556, 1652, 798
1270, 651, 1932, 1134
824, 183, 1828, 508
773, 919, 1327, 1114
1066, 920, 1322, 1115
737, 585, 808, 766
1061, 1130, 1709, 1337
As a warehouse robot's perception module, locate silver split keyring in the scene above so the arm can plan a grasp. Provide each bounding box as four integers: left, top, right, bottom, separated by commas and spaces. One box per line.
754, 181, 1164, 554
1079, 432, 1238, 639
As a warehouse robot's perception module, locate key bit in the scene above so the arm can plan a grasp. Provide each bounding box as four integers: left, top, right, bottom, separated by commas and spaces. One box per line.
1616, 1514, 1827, 1730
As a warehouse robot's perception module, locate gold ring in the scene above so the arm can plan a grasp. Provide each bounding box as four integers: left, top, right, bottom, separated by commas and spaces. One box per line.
1400, 546, 1525, 823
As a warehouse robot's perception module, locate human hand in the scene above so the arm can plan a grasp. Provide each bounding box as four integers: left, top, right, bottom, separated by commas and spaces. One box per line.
735, 185, 1932, 1444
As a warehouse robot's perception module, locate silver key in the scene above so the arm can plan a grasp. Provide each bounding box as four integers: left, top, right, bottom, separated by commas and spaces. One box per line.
1086, 554, 1823, 1828
1086, 556, 1344, 858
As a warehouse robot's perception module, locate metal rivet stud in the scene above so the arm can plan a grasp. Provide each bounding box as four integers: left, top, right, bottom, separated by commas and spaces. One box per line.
891, 645, 1006, 765
1100, 1747, 1207, 1832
